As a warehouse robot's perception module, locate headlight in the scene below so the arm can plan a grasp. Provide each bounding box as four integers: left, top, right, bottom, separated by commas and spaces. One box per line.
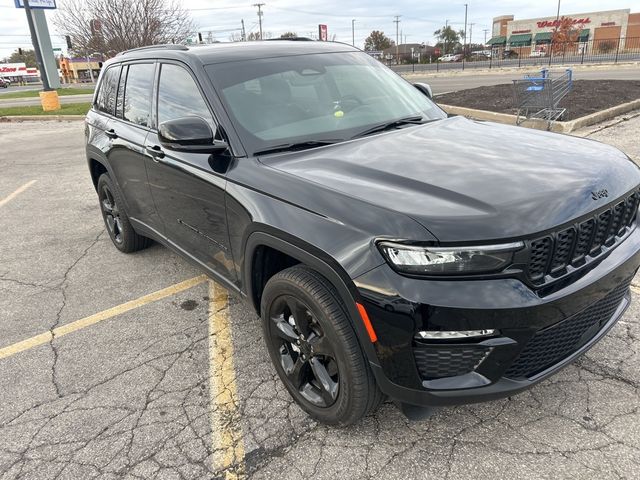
378, 241, 524, 275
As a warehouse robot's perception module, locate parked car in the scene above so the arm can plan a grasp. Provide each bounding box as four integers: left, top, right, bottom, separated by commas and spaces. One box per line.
437, 53, 462, 62
0, 78, 9, 88
529, 49, 547, 57
86, 41, 640, 426
502, 49, 519, 59
468, 51, 490, 61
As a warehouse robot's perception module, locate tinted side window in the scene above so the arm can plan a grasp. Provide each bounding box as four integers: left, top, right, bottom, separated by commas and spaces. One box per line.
96, 66, 120, 115
123, 63, 155, 127
157, 64, 213, 125
115, 65, 127, 119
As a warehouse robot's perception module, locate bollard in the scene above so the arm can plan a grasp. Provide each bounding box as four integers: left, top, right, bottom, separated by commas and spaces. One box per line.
39, 90, 61, 111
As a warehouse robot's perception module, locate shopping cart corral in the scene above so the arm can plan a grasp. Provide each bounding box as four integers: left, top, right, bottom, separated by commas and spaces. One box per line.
513, 69, 573, 129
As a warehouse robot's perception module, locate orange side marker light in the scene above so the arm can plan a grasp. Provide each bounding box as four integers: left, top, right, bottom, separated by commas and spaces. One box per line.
356, 302, 378, 343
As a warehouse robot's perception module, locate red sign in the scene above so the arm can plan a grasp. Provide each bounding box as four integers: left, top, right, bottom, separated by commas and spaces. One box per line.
601, 22, 616, 26
0, 63, 27, 77
318, 24, 328, 41
537, 17, 591, 28
512, 29, 531, 34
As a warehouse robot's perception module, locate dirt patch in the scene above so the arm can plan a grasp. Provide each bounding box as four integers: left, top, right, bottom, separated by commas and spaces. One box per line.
436, 80, 640, 121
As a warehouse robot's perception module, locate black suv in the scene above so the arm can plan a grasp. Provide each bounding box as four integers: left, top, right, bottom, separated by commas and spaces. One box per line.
85, 41, 640, 426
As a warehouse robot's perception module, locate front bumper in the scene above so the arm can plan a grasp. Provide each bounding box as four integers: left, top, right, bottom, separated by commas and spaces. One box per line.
354, 226, 640, 407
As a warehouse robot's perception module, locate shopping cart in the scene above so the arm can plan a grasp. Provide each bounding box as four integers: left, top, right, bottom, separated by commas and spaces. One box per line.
513, 69, 573, 129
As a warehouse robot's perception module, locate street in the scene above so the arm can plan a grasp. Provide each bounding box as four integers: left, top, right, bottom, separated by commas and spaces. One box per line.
1, 117, 640, 479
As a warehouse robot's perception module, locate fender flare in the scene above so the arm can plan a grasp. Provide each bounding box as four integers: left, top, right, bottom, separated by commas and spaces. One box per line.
243, 229, 381, 367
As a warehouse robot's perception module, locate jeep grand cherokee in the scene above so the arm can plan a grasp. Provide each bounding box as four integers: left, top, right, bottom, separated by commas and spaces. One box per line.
85, 41, 640, 426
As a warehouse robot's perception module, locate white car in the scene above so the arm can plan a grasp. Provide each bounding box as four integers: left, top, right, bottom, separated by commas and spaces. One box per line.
438, 53, 462, 62
529, 50, 547, 57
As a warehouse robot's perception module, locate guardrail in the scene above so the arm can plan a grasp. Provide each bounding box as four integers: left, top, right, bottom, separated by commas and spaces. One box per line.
388, 36, 640, 73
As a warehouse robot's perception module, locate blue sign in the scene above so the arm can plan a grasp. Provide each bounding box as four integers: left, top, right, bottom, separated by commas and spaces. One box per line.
14, 0, 57, 9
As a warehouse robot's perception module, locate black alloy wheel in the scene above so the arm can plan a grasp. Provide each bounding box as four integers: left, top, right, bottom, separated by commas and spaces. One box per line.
261, 266, 383, 426
268, 295, 340, 407
96, 173, 151, 253
100, 183, 124, 245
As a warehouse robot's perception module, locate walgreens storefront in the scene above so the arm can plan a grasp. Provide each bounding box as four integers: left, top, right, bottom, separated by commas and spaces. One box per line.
487, 9, 640, 56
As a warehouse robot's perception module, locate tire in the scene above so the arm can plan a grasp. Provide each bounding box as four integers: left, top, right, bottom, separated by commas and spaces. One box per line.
261, 265, 383, 426
97, 173, 151, 253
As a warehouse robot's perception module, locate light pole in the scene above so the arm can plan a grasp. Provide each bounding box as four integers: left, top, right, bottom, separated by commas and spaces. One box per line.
352, 19, 355, 46
463, 4, 468, 56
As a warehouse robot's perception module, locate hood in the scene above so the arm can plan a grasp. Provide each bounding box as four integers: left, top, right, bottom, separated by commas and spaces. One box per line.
262, 116, 640, 242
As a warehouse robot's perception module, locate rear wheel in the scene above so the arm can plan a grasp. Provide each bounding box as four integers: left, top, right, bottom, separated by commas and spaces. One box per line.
261, 265, 383, 426
97, 174, 151, 253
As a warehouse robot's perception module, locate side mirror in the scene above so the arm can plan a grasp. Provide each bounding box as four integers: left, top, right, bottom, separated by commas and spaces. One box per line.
158, 117, 228, 154
413, 82, 433, 100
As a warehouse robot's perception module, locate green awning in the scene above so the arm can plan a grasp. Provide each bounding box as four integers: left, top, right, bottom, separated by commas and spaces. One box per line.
534, 32, 552, 41
578, 28, 590, 40
487, 36, 506, 45
508, 33, 532, 46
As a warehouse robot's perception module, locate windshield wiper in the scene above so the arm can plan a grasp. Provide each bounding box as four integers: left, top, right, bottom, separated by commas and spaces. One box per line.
254, 140, 341, 156
351, 115, 429, 139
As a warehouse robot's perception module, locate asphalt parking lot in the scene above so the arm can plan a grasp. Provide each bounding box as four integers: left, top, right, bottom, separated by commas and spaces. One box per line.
1, 117, 640, 479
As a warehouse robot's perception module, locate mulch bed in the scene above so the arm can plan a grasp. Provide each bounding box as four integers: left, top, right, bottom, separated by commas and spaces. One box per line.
435, 80, 640, 121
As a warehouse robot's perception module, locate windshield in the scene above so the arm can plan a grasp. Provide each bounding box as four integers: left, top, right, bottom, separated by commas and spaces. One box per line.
205, 51, 446, 155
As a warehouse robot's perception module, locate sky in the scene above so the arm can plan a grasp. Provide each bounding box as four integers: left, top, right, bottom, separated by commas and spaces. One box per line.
0, 0, 637, 60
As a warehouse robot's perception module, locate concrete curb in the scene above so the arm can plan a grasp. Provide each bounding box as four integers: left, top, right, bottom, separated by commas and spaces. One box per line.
439, 98, 640, 133
0, 115, 85, 122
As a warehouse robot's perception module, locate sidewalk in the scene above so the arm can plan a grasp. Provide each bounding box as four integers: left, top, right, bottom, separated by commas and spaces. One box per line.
573, 111, 640, 163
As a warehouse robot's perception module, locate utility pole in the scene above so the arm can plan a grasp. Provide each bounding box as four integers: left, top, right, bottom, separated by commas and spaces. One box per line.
254, 3, 265, 40
469, 22, 475, 47
241, 19, 246, 41
351, 19, 355, 46
483, 28, 489, 44
463, 4, 468, 56
393, 15, 401, 63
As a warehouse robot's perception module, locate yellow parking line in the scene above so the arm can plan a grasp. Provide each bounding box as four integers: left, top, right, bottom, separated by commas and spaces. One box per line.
631, 284, 640, 295
0, 275, 208, 360
0, 180, 37, 208
208, 280, 245, 479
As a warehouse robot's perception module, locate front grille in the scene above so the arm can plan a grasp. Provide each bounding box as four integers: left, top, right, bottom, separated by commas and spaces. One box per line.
526, 190, 639, 285
505, 279, 631, 379
414, 345, 492, 380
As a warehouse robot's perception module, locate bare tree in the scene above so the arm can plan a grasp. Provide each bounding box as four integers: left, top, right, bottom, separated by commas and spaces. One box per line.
54, 0, 194, 56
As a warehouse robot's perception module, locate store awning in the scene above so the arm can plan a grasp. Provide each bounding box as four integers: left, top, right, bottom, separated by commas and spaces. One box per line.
508, 33, 532, 46
487, 36, 506, 45
578, 28, 590, 40
534, 32, 552, 42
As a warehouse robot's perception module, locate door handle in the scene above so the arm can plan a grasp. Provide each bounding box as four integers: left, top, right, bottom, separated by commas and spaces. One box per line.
145, 144, 166, 161
105, 128, 118, 139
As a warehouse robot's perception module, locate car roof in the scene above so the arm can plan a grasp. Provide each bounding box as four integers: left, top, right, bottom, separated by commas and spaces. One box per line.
113, 40, 360, 66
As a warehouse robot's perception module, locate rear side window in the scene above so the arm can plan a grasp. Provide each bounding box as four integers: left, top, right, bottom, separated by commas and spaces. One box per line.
115, 65, 127, 119
123, 63, 155, 127
157, 63, 213, 125
96, 66, 120, 115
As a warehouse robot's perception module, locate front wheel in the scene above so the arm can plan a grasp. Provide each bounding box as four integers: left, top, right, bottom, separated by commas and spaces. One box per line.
261, 266, 383, 426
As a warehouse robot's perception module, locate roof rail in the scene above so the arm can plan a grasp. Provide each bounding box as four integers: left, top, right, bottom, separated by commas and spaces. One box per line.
117, 44, 188, 56
265, 37, 315, 42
